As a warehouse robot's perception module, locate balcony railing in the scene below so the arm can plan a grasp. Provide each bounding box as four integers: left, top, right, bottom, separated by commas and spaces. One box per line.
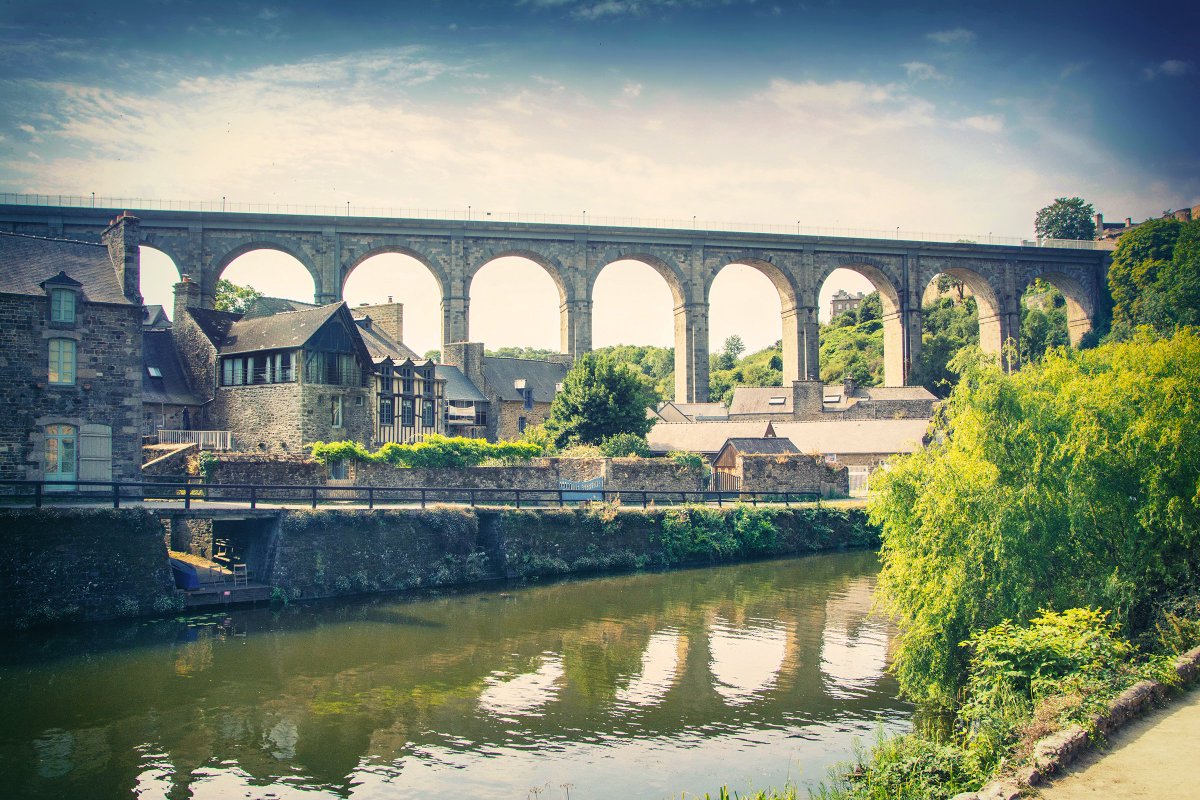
157, 430, 234, 451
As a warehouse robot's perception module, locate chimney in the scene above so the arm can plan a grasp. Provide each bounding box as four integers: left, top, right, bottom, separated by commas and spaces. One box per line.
791, 380, 823, 421
173, 273, 201, 322
1094, 213, 1104, 234
842, 375, 856, 398
1125, 218, 1133, 227
443, 342, 486, 392
103, 211, 141, 303
361, 301, 404, 346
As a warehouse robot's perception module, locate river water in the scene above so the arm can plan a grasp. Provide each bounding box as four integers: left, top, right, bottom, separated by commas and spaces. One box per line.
0, 551, 909, 800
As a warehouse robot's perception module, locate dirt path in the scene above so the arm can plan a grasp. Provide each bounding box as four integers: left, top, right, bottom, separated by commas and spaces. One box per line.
1037, 686, 1200, 799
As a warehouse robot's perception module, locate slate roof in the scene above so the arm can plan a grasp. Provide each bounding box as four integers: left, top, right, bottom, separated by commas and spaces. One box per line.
355, 318, 419, 361
143, 329, 203, 406
856, 386, 937, 401
729, 387, 794, 414
143, 304, 172, 329
218, 302, 344, 355
719, 437, 801, 456
674, 402, 729, 420
655, 402, 692, 423
772, 419, 930, 456
0, 231, 133, 305
438, 365, 488, 403
647, 421, 777, 454
243, 296, 317, 318
482, 356, 569, 403
185, 307, 241, 348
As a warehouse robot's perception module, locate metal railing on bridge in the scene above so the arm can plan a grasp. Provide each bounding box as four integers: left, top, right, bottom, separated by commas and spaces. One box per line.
157, 430, 234, 450
0, 479, 823, 511
0, 192, 1113, 250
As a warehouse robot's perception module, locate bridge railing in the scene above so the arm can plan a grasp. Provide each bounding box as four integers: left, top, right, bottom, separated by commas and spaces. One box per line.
0, 478, 823, 510
0, 193, 1113, 250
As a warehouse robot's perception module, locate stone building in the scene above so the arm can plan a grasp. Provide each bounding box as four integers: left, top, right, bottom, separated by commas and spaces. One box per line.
441, 343, 570, 440
711, 436, 800, 491
0, 215, 143, 489
829, 289, 865, 318
1094, 204, 1200, 241
170, 280, 374, 452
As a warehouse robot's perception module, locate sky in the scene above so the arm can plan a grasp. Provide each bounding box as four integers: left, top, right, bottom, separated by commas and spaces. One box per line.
2, 0, 1197, 355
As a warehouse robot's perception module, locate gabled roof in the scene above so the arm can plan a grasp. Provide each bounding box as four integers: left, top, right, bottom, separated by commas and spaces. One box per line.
655, 402, 692, 423
719, 437, 801, 456
143, 329, 203, 406
437, 365, 488, 403
729, 387, 794, 415
482, 356, 569, 403
674, 402, 729, 420
185, 306, 241, 348
647, 421, 777, 454
219, 302, 344, 355
142, 304, 171, 329
243, 296, 318, 318
856, 386, 937, 401
773, 419, 931, 456
0, 231, 133, 305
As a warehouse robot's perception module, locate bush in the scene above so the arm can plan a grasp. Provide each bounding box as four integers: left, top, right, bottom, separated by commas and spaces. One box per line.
310, 435, 543, 469
599, 432, 651, 458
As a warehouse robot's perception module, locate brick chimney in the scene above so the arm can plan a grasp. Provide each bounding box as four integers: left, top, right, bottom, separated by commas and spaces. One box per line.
173, 273, 201, 322
791, 380, 823, 421
102, 211, 141, 303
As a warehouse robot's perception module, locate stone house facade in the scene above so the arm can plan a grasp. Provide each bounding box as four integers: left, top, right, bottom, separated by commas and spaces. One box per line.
442, 342, 569, 441
0, 216, 143, 489
170, 282, 373, 452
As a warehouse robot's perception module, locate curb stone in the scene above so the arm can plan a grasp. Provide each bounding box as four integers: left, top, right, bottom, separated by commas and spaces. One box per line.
952, 645, 1200, 799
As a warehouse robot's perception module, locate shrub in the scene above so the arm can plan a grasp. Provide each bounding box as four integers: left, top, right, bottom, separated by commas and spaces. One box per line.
310, 435, 543, 469
599, 432, 651, 458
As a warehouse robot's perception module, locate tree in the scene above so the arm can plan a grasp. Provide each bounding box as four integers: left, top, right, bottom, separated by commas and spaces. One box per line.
214, 279, 263, 314
543, 353, 656, 448
1034, 197, 1096, 241
871, 331, 1200, 706
1108, 217, 1200, 337
723, 335, 745, 361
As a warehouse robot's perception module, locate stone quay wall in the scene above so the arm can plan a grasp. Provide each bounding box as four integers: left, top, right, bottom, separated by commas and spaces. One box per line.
0, 509, 180, 630
1, 505, 876, 630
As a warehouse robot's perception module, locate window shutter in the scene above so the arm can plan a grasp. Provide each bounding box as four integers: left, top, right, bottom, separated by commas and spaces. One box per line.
79, 423, 113, 482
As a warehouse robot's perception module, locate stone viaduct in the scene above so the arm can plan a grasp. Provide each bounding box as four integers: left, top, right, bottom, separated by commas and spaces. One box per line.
0, 203, 1110, 403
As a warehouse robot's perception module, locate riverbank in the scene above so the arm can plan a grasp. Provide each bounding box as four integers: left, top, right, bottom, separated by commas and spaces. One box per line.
0, 503, 877, 631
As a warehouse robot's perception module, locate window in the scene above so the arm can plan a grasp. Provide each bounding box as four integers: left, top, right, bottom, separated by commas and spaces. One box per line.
824, 454, 838, 464
147, 366, 162, 378
475, 406, 488, 427
328, 459, 349, 480
518, 416, 527, 434
421, 399, 435, 428
50, 289, 76, 323
523, 388, 534, 410
355, 396, 363, 406
44, 424, 76, 490
331, 396, 343, 428
379, 397, 395, 426
48, 339, 76, 385
401, 399, 414, 427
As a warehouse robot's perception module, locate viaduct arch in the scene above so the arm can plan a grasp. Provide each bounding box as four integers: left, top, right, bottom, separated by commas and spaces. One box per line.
0, 203, 1110, 403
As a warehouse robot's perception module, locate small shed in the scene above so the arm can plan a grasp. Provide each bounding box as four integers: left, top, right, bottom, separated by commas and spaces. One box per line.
712, 437, 800, 490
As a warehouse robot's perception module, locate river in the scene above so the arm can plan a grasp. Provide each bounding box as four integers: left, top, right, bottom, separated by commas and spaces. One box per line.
0, 551, 909, 799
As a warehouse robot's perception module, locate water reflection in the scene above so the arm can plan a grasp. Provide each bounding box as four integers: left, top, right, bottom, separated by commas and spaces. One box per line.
0, 551, 909, 800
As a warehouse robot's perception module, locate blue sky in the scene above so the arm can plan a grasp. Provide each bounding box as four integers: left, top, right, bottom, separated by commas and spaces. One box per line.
2, 0, 1197, 353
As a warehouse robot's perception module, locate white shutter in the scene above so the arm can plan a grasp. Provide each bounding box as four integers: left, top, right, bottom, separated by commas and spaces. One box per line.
79, 423, 113, 482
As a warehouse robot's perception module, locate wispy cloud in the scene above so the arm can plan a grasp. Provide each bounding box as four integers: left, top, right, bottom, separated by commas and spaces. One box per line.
954, 114, 1004, 134
926, 28, 975, 46
902, 61, 942, 81
1142, 59, 1194, 79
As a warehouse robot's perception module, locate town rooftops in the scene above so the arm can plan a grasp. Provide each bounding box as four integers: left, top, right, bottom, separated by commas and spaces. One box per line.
437, 364, 489, 403
717, 437, 801, 457
0, 231, 134, 305
728, 387, 795, 414
773, 418, 930, 455
142, 329, 203, 406
482, 356, 569, 403
355, 316, 420, 361
217, 302, 346, 355
647, 421, 778, 454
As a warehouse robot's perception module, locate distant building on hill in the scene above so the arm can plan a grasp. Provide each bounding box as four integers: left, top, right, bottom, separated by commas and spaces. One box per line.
1094, 205, 1199, 242
829, 289, 864, 319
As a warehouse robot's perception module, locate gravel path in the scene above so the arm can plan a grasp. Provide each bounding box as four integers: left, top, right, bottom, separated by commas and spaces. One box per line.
1037, 686, 1200, 799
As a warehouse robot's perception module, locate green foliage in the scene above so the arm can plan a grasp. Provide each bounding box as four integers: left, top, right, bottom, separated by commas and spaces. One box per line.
592, 344, 675, 402
709, 341, 784, 405
518, 422, 558, 455
1034, 197, 1096, 240
670, 451, 711, 481
815, 732, 986, 800
423, 348, 441, 361
871, 331, 1200, 707
544, 352, 656, 448
485, 345, 562, 360
1019, 280, 1070, 363
196, 450, 219, 482
819, 313, 883, 386
213, 278, 263, 314
309, 435, 543, 468
598, 432, 651, 457
908, 296, 978, 397
1108, 218, 1200, 337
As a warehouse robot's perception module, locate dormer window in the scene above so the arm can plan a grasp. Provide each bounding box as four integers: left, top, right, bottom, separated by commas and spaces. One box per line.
50, 289, 76, 323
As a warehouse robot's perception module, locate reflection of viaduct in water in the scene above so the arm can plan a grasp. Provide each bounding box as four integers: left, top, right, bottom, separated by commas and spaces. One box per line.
1, 556, 902, 796
0, 204, 1108, 401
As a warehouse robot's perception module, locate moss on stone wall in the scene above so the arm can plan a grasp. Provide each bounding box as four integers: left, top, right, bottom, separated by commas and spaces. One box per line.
0, 509, 180, 630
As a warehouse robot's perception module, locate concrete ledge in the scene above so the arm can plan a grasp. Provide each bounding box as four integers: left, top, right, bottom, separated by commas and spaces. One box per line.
954, 645, 1200, 799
